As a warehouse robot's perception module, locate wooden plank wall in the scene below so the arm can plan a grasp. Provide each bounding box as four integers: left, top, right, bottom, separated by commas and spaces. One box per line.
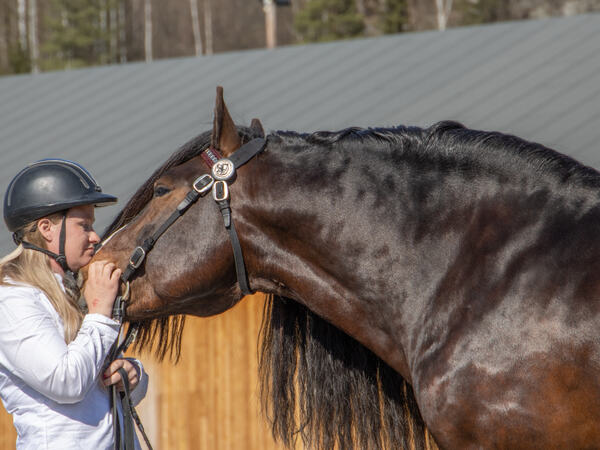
0, 294, 287, 450
0, 410, 15, 449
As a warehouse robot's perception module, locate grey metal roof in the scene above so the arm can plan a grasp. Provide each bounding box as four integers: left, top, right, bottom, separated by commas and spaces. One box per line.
1, 13, 599, 255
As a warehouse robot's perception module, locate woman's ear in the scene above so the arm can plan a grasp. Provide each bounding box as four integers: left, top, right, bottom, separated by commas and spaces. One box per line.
36, 218, 55, 243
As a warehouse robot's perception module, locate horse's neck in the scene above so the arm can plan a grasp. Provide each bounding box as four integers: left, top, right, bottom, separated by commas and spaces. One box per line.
243, 137, 599, 379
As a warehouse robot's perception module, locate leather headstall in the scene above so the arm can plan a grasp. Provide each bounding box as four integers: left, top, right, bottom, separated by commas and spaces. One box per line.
112, 137, 267, 323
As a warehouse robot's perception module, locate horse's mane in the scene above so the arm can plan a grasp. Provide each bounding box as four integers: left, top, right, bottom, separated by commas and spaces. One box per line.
105, 121, 597, 448
259, 294, 432, 449
276, 121, 600, 190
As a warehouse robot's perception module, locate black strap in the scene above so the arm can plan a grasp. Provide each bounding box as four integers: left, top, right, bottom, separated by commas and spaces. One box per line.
20, 240, 63, 262
19, 214, 71, 273
112, 368, 134, 450
111, 383, 121, 449
217, 200, 252, 296
121, 190, 202, 283
131, 405, 152, 449
230, 138, 267, 169
108, 323, 139, 362
119, 368, 135, 450
110, 359, 153, 450
57, 214, 69, 272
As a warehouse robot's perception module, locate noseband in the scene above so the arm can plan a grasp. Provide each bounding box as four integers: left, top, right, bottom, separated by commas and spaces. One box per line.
112, 137, 267, 322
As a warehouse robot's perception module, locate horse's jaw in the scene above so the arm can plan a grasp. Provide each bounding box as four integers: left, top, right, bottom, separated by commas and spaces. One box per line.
124, 283, 242, 320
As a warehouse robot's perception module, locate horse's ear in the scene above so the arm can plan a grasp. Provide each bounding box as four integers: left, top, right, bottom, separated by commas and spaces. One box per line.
250, 118, 265, 138
211, 86, 241, 157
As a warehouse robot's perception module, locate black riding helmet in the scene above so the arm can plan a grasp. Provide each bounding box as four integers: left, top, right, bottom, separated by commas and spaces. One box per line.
3, 159, 117, 272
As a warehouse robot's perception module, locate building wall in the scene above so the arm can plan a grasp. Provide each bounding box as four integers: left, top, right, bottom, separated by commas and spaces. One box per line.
0, 293, 287, 450
0, 411, 15, 449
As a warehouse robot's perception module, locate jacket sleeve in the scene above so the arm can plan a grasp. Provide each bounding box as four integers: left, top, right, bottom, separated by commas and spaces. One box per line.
0, 289, 119, 404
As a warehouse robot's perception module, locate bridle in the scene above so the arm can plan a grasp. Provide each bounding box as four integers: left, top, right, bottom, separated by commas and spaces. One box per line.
107, 137, 267, 450
113, 136, 267, 319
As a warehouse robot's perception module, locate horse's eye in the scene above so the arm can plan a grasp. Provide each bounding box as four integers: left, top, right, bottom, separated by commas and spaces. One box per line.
154, 186, 171, 197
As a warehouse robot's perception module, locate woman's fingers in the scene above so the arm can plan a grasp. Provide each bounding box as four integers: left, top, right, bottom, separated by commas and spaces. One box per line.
103, 359, 140, 391
83, 260, 122, 317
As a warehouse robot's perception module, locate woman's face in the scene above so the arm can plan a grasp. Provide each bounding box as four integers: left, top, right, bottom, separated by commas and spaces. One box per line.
64, 205, 100, 271
42, 205, 100, 272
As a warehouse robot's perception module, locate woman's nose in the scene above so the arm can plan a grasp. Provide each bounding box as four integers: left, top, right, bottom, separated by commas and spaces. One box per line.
90, 231, 101, 244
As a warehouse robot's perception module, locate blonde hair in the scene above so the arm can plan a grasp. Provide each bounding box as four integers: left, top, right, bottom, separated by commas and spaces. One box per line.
0, 214, 84, 343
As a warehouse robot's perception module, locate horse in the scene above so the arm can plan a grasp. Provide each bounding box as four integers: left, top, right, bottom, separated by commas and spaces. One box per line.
91, 87, 600, 449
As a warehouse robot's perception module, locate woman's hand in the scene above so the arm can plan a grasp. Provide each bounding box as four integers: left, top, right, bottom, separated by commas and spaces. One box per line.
103, 359, 140, 391
83, 261, 121, 318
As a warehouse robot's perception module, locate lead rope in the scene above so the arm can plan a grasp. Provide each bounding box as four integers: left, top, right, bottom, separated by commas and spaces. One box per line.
109, 278, 148, 450
109, 320, 152, 450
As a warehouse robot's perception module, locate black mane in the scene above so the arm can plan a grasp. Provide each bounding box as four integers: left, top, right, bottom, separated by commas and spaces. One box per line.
275, 121, 600, 191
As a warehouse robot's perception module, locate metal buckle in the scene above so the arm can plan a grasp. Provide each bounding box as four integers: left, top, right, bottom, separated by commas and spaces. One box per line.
112, 295, 126, 322
212, 180, 229, 202
193, 174, 214, 195
212, 158, 235, 181
121, 281, 131, 301
129, 246, 146, 269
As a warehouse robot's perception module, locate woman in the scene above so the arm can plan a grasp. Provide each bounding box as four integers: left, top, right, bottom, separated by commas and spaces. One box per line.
0, 159, 148, 449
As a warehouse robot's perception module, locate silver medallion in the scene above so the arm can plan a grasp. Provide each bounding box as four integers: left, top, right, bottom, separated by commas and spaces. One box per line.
212, 159, 235, 181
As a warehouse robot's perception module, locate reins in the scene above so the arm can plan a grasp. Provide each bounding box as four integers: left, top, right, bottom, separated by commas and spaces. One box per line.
108, 137, 267, 450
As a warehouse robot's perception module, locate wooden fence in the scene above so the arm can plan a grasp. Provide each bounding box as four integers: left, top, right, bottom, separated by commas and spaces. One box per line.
1, 294, 287, 450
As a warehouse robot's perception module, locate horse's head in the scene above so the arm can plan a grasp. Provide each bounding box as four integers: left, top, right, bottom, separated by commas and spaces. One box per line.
88, 87, 265, 320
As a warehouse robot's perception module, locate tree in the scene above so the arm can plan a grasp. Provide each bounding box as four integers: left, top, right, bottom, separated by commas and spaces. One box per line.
0, 0, 30, 74
17, 0, 26, 51
42, 0, 112, 70
189, 0, 202, 55
435, 0, 453, 30
203, 0, 213, 54
28, 0, 39, 72
454, 0, 511, 25
379, 0, 409, 33
3, 0, 599, 76
263, 0, 277, 48
294, 0, 365, 42
144, 0, 152, 61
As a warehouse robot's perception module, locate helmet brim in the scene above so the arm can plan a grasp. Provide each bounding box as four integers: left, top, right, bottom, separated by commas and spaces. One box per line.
5, 193, 118, 232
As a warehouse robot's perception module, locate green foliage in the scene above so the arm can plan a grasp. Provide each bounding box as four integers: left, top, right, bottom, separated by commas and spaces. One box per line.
42, 0, 115, 70
7, 45, 31, 74
379, 0, 409, 34
295, 0, 365, 43
455, 0, 512, 25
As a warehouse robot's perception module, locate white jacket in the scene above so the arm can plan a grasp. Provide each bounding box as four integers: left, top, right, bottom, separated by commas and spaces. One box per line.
0, 278, 149, 450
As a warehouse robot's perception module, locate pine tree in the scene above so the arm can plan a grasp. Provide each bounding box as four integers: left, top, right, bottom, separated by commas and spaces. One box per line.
379, 0, 409, 34
294, 0, 365, 42
454, 0, 511, 25
42, 0, 113, 70
0, 0, 30, 74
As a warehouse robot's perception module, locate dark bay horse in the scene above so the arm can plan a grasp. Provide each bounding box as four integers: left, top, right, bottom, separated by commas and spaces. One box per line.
92, 88, 600, 449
